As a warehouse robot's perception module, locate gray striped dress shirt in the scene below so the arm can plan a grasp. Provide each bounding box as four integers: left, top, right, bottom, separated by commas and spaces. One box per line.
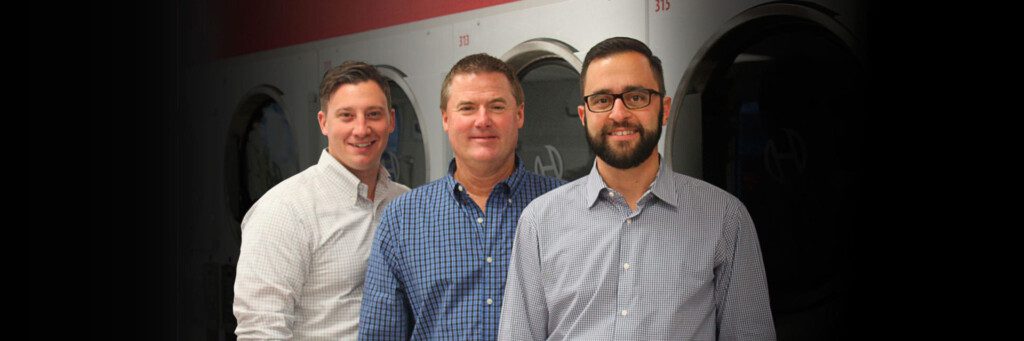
498, 158, 775, 340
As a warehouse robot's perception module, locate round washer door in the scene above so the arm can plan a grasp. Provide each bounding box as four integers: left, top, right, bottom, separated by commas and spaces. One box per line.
505, 38, 592, 181
668, 4, 866, 338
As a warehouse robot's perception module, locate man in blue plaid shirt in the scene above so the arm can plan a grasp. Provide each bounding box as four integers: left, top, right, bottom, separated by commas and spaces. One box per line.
358, 53, 565, 340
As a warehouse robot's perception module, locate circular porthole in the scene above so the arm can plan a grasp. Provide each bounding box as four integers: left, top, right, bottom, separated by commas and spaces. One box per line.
504, 38, 592, 181
668, 3, 865, 337
224, 86, 300, 227
377, 66, 428, 188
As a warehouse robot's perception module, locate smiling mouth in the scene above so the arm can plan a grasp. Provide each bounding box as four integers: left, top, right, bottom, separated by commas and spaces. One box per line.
350, 141, 375, 148
608, 130, 637, 136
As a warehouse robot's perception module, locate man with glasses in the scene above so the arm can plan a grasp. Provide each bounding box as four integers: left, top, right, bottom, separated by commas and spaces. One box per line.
498, 37, 776, 340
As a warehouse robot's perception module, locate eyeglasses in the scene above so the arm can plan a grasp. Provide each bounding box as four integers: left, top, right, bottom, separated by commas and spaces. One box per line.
582, 89, 661, 113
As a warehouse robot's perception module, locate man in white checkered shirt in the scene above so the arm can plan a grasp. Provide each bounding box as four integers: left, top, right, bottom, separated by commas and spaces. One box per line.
498, 37, 776, 340
233, 61, 410, 340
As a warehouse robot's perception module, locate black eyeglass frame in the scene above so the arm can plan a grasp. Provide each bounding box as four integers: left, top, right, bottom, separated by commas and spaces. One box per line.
582, 88, 663, 113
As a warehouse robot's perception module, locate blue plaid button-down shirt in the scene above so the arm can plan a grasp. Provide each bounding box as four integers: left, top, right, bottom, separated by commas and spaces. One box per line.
359, 157, 565, 340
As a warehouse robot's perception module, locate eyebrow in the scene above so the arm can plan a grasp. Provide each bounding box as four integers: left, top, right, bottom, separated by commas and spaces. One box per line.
585, 85, 649, 96
334, 105, 386, 114
455, 97, 508, 108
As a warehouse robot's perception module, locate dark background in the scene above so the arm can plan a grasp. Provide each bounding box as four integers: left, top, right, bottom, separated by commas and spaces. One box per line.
83, 1, 965, 339
92, 2, 179, 338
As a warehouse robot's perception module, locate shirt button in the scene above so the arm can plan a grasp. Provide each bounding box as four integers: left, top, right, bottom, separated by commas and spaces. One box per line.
486, 257, 493, 263
486, 298, 494, 305
623, 263, 630, 270
458, 185, 464, 192
608, 191, 615, 197
507, 198, 512, 203
621, 309, 628, 316
626, 218, 632, 224
477, 217, 484, 224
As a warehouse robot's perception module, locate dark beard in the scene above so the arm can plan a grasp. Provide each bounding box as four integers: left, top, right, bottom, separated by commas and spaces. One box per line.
585, 112, 662, 169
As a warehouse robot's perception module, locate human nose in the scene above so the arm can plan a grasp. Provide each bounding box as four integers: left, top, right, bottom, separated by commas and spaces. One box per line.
607, 98, 631, 122
352, 113, 372, 136
473, 107, 493, 129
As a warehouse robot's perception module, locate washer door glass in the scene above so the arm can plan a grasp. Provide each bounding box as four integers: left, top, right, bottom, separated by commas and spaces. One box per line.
518, 59, 593, 181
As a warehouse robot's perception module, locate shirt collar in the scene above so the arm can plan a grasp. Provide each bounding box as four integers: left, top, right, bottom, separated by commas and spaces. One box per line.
651, 158, 678, 207
584, 154, 678, 208
445, 155, 525, 198
317, 149, 392, 205
584, 161, 608, 208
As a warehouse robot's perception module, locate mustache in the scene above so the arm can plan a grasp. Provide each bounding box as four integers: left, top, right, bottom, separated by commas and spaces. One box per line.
600, 122, 642, 134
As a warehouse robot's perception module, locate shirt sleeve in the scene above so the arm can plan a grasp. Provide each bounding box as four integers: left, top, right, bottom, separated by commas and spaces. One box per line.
498, 207, 549, 341
232, 199, 312, 340
714, 202, 776, 340
359, 206, 414, 340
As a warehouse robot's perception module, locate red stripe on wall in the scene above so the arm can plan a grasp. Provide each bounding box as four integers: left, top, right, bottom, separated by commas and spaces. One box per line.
208, 0, 516, 58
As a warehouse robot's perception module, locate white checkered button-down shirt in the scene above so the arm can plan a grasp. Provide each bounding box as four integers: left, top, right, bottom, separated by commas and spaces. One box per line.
233, 149, 409, 340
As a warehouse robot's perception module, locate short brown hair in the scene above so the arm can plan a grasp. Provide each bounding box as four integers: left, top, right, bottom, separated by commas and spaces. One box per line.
319, 61, 391, 113
439, 53, 524, 110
